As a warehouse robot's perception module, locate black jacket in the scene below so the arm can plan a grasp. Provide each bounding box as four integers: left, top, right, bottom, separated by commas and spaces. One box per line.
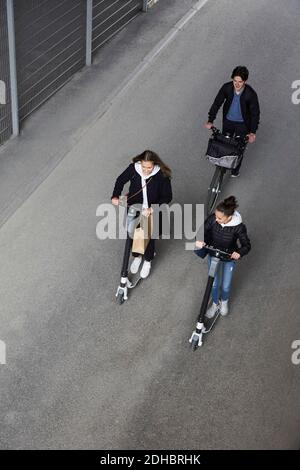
112, 163, 172, 206
208, 82, 260, 134
204, 213, 251, 257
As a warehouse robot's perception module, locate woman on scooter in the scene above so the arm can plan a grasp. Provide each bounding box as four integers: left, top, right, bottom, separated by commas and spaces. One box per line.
112, 150, 172, 278
195, 195, 251, 316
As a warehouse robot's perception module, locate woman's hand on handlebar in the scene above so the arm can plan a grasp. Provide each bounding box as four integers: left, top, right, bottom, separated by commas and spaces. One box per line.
195, 240, 206, 249
111, 197, 119, 206
231, 251, 241, 260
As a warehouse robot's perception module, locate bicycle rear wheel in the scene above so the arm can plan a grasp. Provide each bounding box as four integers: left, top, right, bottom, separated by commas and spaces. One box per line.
206, 166, 225, 216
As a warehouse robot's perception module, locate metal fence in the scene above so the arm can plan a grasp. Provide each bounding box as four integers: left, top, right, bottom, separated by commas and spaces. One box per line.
92, 0, 144, 54
0, 0, 147, 145
14, 0, 86, 122
0, 0, 12, 145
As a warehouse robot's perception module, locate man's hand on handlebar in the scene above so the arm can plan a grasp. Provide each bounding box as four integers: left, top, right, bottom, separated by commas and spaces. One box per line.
111, 197, 119, 206
204, 122, 214, 130
246, 133, 256, 143
231, 251, 241, 260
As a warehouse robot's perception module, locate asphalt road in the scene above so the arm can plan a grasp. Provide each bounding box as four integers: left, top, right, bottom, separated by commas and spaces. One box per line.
0, 0, 300, 449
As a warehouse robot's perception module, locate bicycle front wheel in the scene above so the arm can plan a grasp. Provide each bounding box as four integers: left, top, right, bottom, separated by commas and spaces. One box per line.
206, 166, 224, 216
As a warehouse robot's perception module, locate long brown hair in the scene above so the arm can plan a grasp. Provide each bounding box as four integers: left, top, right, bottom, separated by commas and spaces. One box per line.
132, 150, 172, 178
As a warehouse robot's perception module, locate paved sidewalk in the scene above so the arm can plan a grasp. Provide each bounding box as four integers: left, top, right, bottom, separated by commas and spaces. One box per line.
0, 0, 198, 228
0, 0, 299, 450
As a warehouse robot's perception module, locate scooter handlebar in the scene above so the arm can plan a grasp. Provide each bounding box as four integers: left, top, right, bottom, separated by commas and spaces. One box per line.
205, 245, 233, 260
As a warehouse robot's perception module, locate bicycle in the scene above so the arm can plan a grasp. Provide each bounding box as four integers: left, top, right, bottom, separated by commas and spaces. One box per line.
205, 127, 248, 216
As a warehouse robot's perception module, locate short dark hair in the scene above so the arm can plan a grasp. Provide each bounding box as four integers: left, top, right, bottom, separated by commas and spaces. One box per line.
231, 66, 249, 82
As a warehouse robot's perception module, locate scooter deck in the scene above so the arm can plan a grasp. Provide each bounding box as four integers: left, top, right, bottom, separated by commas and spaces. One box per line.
203, 310, 220, 333
127, 273, 142, 289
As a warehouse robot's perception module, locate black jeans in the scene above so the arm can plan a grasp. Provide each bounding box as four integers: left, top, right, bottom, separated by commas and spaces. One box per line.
132, 239, 155, 262
222, 118, 248, 173
127, 211, 155, 262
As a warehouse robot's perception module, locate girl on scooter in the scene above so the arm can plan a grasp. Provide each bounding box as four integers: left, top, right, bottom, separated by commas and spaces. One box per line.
112, 150, 172, 278
195, 195, 251, 316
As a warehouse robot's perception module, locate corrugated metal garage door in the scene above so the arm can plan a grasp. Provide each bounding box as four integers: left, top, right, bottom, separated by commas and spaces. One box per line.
14, 0, 86, 122
92, 0, 143, 54
0, 0, 12, 144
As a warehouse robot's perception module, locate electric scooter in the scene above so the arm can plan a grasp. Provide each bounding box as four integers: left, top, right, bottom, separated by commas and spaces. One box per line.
189, 245, 232, 349
115, 204, 142, 304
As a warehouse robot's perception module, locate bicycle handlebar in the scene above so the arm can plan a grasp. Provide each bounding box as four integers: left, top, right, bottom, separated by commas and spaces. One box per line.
211, 126, 249, 143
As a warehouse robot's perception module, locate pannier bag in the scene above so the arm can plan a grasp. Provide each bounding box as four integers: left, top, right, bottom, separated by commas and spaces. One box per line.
205, 133, 244, 169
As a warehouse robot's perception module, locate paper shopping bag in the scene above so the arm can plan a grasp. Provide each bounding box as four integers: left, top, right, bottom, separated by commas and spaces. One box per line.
132, 214, 153, 255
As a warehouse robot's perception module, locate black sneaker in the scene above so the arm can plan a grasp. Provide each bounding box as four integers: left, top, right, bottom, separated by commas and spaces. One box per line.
231, 170, 240, 178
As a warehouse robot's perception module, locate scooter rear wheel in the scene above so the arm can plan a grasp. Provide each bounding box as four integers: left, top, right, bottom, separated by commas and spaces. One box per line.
191, 339, 198, 351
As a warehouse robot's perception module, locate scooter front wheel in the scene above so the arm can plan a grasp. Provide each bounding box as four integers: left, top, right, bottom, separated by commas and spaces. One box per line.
117, 292, 125, 305
191, 339, 198, 351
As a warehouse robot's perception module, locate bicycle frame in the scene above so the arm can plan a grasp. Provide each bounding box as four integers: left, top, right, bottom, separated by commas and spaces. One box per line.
205, 128, 248, 216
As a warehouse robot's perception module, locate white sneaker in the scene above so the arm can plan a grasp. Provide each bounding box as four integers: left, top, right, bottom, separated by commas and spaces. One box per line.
220, 300, 229, 316
140, 260, 151, 279
205, 302, 219, 319
130, 256, 142, 274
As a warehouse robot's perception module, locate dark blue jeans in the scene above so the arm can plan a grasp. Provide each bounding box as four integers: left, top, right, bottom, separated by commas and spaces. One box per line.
208, 256, 237, 304
223, 118, 248, 173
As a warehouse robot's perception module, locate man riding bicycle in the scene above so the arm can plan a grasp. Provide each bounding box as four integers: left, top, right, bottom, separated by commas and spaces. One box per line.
204, 66, 260, 177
